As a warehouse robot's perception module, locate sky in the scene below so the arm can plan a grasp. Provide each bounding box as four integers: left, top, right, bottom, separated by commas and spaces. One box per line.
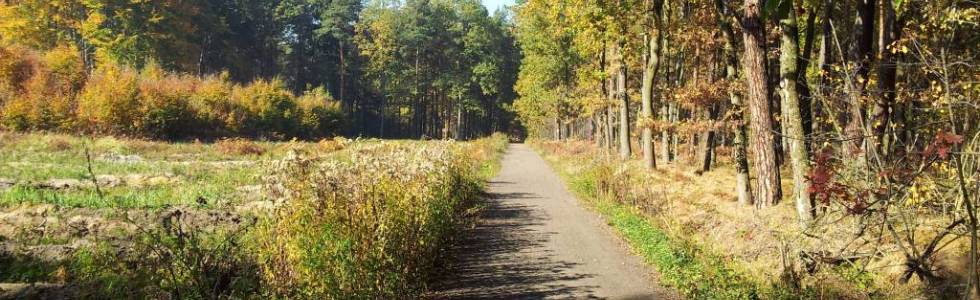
481, 0, 516, 13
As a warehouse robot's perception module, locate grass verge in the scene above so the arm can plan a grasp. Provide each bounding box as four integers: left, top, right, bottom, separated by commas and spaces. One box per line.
535, 142, 815, 300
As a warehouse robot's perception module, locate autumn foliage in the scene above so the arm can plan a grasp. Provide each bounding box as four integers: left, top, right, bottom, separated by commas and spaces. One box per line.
0, 45, 345, 140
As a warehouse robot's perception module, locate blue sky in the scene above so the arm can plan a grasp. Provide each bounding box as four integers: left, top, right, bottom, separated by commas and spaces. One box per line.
481, 0, 515, 13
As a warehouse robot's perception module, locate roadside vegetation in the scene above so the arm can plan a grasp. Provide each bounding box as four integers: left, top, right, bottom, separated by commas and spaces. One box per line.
533, 139, 972, 299
0, 132, 507, 298
514, 0, 978, 298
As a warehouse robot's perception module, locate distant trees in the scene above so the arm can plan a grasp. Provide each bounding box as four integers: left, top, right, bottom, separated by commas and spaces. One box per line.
356, 0, 519, 139
0, 0, 520, 139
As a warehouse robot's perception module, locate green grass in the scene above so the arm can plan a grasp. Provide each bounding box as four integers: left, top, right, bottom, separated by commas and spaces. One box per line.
0, 165, 259, 209
0, 255, 61, 282
0, 133, 284, 209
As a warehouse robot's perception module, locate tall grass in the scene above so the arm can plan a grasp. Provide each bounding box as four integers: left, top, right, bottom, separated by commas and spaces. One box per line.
254, 136, 506, 298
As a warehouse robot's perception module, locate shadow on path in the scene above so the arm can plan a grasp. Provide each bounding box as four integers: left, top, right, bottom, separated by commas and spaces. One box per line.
427, 185, 600, 299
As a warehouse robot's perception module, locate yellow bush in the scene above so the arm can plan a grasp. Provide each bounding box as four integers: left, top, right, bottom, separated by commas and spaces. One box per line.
137, 72, 195, 139
232, 78, 298, 138
215, 137, 266, 156
76, 65, 141, 135
188, 72, 248, 135
0, 45, 33, 92
1, 45, 345, 139
295, 87, 344, 138
0, 45, 82, 130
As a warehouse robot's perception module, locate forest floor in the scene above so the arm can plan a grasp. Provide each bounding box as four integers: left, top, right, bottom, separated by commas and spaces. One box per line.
428, 144, 679, 300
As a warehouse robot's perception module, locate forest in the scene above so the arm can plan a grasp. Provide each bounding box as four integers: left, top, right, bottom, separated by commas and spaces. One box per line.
0, 0, 521, 140
514, 0, 980, 298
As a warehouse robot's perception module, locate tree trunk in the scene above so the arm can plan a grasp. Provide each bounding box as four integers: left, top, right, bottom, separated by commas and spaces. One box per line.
607, 75, 617, 152
339, 40, 346, 111
456, 104, 464, 140
555, 117, 562, 140
671, 45, 684, 162
875, 0, 900, 154
798, 6, 817, 153
599, 45, 609, 149
815, 0, 834, 137
779, 1, 814, 225
606, 106, 615, 151
617, 39, 632, 159
844, 0, 876, 158
699, 104, 719, 173
641, 25, 663, 168
714, 0, 752, 205
742, 0, 782, 207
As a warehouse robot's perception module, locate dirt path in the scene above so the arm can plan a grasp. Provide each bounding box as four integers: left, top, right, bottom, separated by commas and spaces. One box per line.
429, 144, 677, 300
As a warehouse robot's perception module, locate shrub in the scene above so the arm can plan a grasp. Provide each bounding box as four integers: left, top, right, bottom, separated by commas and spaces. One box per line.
137, 68, 195, 140
1, 45, 345, 140
0, 45, 83, 130
295, 87, 344, 138
0, 45, 33, 93
233, 78, 298, 138
70, 215, 260, 299
76, 65, 141, 135
188, 72, 247, 136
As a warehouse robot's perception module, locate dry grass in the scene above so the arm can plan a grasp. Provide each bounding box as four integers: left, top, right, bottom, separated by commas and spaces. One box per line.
43, 135, 73, 152
214, 138, 266, 156
316, 137, 350, 153
533, 139, 962, 299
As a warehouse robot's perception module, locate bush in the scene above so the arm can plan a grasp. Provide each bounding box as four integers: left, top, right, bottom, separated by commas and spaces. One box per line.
76, 65, 142, 135
1, 45, 345, 140
188, 72, 248, 136
137, 65, 196, 139
215, 138, 267, 156
0, 45, 83, 130
0, 45, 33, 93
295, 87, 344, 138
69, 215, 260, 299
233, 78, 298, 138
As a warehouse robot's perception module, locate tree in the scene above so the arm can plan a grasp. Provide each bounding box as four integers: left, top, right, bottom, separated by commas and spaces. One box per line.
640, 0, 664, 169
777, 0, 813, 224
843, 0, 875, 158
713, 0, 752, 205
741, 0, 782, 207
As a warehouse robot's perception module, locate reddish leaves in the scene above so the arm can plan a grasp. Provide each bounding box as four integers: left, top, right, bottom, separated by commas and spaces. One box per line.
807, 147, 869, 215
923, 131, 964, 159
